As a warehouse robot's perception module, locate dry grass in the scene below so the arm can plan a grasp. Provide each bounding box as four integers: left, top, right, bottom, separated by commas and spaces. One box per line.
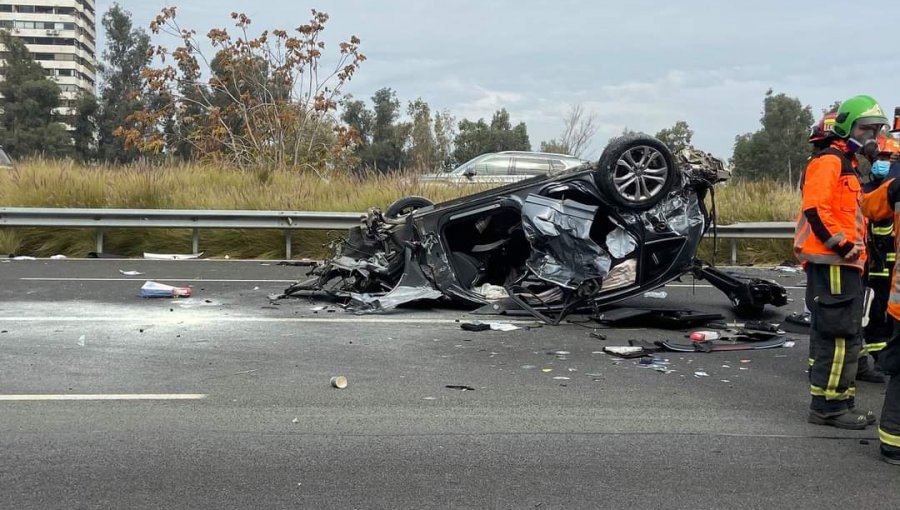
0, 160, 801, 263
0, 159, 488, 258
700, 179, 799, 265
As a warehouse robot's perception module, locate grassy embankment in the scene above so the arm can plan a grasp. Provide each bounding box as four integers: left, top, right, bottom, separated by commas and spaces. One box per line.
0, 160, 799, 264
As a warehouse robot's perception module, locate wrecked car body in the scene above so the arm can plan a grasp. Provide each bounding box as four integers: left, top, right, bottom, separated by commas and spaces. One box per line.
283, 133, 787, 322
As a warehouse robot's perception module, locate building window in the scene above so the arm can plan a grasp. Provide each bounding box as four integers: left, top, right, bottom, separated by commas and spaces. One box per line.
0, 5, 12, 13
16, 6, 35, 14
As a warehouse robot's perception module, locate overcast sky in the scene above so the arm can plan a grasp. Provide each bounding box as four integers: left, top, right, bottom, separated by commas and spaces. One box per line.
100, 0, 900, 160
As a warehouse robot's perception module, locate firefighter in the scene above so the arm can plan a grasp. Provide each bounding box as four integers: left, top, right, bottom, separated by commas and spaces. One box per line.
795, 95, 889, 429
859, 135, 900, 383
860, 137, 900, 465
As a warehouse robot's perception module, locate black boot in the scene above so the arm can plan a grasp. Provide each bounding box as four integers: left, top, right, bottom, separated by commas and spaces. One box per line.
808, 410, 869, 430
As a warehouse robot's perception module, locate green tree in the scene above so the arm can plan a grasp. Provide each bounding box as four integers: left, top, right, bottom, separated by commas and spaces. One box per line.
72, 92, 100, 161
97, 3, 151, 163
341, 95, 374, 145
406, 98, 436, 170
452, 108, 530, 165
655, 120, 694, 152
433, 109, 455, 171
732, 89, 815, 182
341, 88, 409, 171
0, 31, 72, 158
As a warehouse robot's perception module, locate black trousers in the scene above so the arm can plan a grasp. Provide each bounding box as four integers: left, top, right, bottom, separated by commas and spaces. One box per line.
806, 263, 864, 415
863, 275, 891, 360
880, 323, 900, 455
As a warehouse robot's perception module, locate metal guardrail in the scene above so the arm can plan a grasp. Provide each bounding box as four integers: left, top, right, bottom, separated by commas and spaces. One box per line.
0, 207, 794, 262
0, 207, 364, 258
707, 221, 794, 264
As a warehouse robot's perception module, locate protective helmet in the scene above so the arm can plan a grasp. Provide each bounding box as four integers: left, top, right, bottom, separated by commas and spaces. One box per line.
877, 134, 900, 155
809, 112, 837, 144
830, 95, 889, 156
831, 95, 889, 137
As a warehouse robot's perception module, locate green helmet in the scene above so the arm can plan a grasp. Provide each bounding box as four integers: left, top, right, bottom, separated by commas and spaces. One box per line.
830, 95, 889, 138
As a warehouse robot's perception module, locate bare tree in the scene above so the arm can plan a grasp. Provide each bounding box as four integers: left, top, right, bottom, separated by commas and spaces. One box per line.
541, 103, 598, 157
564, 104, 599, 157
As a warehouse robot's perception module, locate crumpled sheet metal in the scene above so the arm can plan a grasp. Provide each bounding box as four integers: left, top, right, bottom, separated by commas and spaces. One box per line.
605, 226, 637, 259
349, 285, 443, 313
346, 248, 443, 313
675, 147, 729, 181
646, 191, 703, 237
521, 194, 611, 289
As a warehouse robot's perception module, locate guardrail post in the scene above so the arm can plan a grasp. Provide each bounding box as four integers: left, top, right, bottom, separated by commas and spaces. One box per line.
192, 228, 199, 255
731, 239, 737, 265
284, 230, 292, 259
95, 228, 104, 254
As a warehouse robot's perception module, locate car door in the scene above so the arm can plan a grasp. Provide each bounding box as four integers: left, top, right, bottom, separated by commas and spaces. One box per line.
470, 155, 513, 185
510, 156, 552, 182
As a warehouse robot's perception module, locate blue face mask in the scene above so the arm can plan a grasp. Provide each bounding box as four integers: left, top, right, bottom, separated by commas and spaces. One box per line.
872, 160, 891, 178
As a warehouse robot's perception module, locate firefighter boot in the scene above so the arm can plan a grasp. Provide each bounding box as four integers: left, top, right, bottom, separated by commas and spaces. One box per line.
808, 410, 869, 430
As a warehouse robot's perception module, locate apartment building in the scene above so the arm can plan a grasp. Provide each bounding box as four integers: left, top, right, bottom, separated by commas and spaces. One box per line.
0, 0, 97, 115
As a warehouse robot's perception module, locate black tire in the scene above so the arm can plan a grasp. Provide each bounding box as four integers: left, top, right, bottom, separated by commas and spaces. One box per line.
385, 196, 434, 219
595, 133, 677, 210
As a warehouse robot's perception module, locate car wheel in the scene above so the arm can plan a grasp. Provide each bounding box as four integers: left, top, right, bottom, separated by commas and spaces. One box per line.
596, 133, 677, 210
385, 196, 434, 219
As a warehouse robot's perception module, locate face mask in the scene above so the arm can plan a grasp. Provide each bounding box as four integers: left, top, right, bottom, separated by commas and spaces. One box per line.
848, 125, 880, 158
872, 159, 891, 178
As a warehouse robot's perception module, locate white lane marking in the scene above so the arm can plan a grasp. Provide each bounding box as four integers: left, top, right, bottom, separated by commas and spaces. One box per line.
665, 284, 805, 290
19, 278, 295, 283
0, 394, 207, 401
0, 317, 530, 324
17, 279, 807, 290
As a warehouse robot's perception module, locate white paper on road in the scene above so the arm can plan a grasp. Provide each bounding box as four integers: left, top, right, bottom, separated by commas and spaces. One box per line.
143, 252, 204, 260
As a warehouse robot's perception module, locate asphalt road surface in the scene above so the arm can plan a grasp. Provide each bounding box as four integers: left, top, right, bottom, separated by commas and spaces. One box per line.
0, 259, 898, 509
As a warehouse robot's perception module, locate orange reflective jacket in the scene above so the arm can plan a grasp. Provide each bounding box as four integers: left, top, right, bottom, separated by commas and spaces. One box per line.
862, 178, 900, 319
794, 143, 867, 270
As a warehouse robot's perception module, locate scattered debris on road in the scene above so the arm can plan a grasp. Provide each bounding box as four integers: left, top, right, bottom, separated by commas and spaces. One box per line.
143, 252, 204, 260
594, 308, 724, 329
459, 321, 520, 332
330, 376, 348, 389
119, 270, 145, 276
139, 281, 192, 298
445, 385, 476, 391
643, 290, 668, 299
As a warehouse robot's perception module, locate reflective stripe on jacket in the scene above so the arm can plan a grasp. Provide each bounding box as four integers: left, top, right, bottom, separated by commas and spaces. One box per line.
794, 145, 867, 271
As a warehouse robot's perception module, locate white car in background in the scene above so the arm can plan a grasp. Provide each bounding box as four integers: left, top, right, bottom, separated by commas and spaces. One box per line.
419, 151, 590, 185
0, 146, 12, 169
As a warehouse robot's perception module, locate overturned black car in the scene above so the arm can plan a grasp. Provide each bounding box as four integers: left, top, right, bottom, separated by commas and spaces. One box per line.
284, 134, 787, 323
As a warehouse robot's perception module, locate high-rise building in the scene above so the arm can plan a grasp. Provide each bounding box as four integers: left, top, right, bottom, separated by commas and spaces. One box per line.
0, 1, 97, 115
